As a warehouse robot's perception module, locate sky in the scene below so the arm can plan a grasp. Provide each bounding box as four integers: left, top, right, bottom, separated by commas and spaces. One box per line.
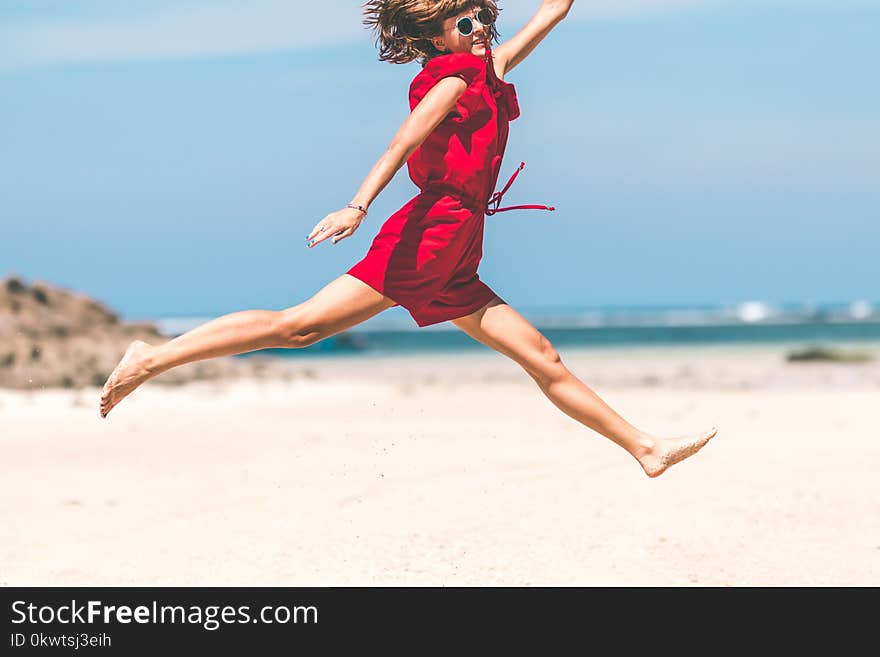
1, 0, 878, 322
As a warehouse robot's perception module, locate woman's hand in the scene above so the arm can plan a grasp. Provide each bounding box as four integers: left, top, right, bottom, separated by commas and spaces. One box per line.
305, 206, 367, 248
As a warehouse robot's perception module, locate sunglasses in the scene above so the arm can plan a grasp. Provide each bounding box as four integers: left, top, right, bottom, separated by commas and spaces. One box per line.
453, 7, 495, 37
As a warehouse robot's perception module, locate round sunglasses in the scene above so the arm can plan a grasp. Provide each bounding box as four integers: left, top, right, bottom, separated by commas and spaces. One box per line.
453, 7, 495, 37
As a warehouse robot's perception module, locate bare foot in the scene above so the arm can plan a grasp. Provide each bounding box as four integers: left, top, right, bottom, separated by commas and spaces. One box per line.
99, 340, 155, 418
637, 427, 718, 478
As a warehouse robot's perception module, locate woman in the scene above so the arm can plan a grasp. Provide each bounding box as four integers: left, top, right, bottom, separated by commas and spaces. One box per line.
100, 0, 717, 478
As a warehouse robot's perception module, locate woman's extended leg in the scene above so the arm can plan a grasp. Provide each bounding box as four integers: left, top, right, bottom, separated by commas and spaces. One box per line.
99, 274, 397, 418
451, 297, 717, 478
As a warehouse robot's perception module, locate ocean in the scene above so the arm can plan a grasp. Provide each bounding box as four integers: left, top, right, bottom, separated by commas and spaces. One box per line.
155, 300, 880, 359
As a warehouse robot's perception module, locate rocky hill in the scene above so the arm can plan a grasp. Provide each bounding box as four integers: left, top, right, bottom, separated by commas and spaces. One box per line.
0, 274, 293, 390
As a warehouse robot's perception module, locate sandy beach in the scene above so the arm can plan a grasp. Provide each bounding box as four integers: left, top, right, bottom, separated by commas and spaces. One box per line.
2, 344, 879, 586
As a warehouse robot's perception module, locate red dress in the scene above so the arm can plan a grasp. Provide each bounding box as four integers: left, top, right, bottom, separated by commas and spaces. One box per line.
346, 46, 554, 327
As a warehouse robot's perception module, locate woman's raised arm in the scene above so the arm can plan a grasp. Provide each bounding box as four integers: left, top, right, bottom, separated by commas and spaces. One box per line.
306, 76, 467, 248
492, 0, 573, 77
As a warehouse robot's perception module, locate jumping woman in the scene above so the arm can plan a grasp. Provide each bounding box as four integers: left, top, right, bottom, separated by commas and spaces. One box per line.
100, 0, 717, 478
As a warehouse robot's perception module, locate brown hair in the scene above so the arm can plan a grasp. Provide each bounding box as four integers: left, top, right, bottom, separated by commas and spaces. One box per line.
362, 0, 502, 67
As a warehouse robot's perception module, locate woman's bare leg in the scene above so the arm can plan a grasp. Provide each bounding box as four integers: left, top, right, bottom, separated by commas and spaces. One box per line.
99, 274, 397, 418
452, 297, 717, 478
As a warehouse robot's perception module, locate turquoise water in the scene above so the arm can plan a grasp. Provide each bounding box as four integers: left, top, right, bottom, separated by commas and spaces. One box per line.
238, 320, 880, 359
155, 301, 880, 359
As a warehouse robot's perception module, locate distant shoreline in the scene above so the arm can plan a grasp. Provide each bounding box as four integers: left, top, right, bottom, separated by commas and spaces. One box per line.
216, 321, 880, 361
155, 300, 880, 337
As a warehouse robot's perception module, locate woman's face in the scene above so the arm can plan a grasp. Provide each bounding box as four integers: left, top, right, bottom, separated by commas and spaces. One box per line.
432, 6, 490, 57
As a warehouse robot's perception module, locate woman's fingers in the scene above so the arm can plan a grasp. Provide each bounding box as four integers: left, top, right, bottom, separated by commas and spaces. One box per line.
331, 227, 355, 244
306, 221, 326, 242
306, 209, 362, 248
307, 227, 334, 248
308, 224, 354, 248
306, 218, 337, 248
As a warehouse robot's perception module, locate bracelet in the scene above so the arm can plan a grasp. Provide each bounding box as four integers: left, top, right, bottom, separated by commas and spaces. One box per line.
346, 203, 368, 218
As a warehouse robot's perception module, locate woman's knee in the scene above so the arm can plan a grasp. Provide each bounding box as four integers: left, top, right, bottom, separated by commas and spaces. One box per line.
525, 335, 567, 385
274, 305, 329, 348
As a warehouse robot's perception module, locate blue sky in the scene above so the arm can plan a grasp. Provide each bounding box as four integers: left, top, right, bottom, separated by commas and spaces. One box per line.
1, 0, 877, 322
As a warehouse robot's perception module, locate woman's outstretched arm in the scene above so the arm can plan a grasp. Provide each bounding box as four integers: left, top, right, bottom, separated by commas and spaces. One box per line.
492, 0, 573, 77
306, 76, 469, 248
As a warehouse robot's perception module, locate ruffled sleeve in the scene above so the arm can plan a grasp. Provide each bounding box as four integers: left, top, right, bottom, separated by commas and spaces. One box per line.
409, 53, 486, 122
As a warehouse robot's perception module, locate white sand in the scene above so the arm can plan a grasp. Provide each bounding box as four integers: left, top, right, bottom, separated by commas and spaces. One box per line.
2, 345, 879, 586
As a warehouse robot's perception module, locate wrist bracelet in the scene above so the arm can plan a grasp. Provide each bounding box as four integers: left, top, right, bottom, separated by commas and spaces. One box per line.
346, 203, 368, 217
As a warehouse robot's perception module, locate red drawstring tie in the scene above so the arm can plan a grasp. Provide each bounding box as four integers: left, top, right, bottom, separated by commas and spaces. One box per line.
484, 161, 555, 216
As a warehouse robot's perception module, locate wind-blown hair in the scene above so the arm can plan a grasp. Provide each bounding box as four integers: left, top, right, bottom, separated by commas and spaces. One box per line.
362, 0, 502, 67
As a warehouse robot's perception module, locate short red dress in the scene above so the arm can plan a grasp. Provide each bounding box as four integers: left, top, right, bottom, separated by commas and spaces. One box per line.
346, 45, 554, 327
